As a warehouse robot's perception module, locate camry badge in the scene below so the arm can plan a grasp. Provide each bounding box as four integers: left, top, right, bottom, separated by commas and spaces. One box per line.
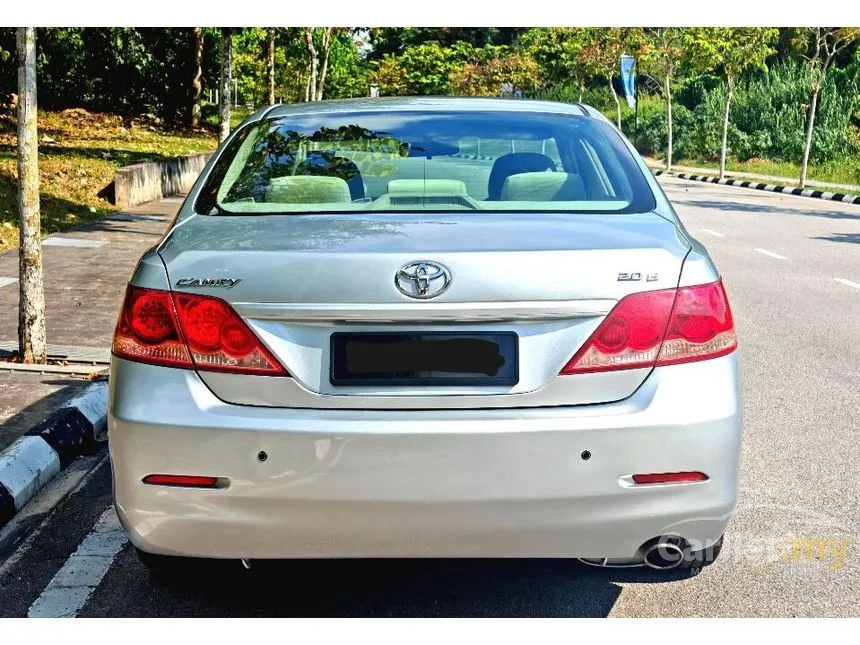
395, 261, 451, 299
175, 277, 242, 289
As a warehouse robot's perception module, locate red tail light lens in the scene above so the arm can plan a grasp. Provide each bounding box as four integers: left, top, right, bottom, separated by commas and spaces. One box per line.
561, 280, 736, 375
113, 285, 287, 376
656, 281, 737, 366
113, 286, 192, 369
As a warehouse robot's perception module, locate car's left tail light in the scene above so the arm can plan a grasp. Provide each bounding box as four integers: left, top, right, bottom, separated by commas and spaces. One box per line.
560, 280, 737, 375
112, 285, 287, 375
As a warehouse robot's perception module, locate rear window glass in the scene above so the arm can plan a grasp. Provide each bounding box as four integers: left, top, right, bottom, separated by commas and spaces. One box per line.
196, 110, 655, 215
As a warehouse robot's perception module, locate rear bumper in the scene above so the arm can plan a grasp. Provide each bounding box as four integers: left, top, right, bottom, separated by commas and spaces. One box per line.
109, 353, 742, 559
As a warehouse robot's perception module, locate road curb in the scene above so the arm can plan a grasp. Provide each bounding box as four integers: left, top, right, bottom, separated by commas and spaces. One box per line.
0, 380, 108, 529
653, 170, 860, 205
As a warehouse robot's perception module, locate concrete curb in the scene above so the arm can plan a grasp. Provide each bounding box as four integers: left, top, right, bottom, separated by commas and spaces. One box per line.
0, 380, 108, 529
653, 170, 860, 205
114, 151, 213, 209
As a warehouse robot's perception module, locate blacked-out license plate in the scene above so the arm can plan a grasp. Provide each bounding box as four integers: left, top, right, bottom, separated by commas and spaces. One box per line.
330, 332, 519, 386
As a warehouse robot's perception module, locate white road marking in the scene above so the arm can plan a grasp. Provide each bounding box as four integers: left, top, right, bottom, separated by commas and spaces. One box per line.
106, 213, 166, 222
41, 237, 106, 248
834, 278, 860, 290
701, 228, 726, 237
0, 277, 17, 288
754, 247, 787, 260
27, 507, 127, 618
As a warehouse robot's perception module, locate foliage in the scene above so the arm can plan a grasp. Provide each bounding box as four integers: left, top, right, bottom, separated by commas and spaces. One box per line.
366, 28, 521, 58
449, 47, 542, 97
518, 28, 591, 96
0, 27, 858, 180
627, 60, 860, 165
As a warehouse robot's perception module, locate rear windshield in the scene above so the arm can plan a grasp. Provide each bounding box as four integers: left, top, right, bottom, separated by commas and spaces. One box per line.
196, 110, 655, 215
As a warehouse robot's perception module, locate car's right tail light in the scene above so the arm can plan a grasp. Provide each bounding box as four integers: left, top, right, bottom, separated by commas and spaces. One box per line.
113, 285, 287, 376
560, 280, 736, 375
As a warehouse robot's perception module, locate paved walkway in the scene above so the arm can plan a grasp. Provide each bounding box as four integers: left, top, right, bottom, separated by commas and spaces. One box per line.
0, 196, 181, 450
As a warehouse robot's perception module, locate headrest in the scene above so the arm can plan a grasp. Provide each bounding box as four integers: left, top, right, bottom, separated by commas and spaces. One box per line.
499, 172, 587, 202
487, 152, 557, 200
265, 175, 352, 204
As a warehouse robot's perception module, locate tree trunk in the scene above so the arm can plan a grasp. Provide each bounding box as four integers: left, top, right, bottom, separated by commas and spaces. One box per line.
16, 28, 47, 364
304, 28, 318, 102
719, 74, 733, 180
315, 27, 332, 101
664, 71, 673, 171
800, 83, 820, 189
190, 27, 204, 127
609, 75, 621, 131
266, 28, 276, 105
219, 28, 232, 143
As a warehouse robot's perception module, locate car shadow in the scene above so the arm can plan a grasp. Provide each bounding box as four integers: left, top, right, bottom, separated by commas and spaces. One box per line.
813, 232, 860, 245
135, 555, 693, 617
671, 198, 860, 220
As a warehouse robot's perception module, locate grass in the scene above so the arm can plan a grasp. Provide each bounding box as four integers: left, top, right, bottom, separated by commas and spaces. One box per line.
0, 108, 220, 250
655, 156, 860, 190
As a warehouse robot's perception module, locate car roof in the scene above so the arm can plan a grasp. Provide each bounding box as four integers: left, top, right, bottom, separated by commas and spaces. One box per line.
253, 96, 596, 121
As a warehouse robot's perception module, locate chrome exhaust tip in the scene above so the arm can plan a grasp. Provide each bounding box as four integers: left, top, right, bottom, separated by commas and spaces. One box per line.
641, 540, 686, 570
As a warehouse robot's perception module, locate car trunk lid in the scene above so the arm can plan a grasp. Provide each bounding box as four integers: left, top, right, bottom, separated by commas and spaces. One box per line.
157, 211, 689, 409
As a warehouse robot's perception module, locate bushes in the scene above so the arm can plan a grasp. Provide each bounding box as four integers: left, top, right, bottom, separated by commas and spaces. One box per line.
628, 60, 860, 166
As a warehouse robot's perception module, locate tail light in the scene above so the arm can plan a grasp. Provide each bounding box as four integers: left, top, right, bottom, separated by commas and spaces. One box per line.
561, 280, 736, 375
113, 285, 287, 375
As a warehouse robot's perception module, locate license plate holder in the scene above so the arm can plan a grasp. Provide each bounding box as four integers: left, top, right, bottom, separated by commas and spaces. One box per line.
330, 332, 519, 386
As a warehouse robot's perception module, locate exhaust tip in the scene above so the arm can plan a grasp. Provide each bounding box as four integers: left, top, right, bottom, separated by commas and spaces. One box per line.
641, 538, 687, 570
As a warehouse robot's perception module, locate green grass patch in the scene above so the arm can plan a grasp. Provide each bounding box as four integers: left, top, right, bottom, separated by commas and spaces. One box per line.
0, 108, 218, 250
673, 157, 860, 189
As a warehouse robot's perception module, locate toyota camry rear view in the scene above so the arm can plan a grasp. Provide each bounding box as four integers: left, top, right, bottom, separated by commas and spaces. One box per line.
108, 97, 741, 573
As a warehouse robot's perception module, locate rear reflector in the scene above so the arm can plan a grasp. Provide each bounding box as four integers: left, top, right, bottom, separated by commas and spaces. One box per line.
631, 472, 709, 485
113, 285, 287, 375
560, 280, 736, 374
142, 474, 222, 488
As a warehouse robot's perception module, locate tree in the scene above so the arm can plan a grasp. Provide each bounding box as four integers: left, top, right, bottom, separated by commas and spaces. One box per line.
517, 28, 590, 100
639, 28, 687, 170
316, 27, 333, 101
797, 28, 860, 187
303, 27, 341, 101
577, 28, 639, 130
190, 27, 204, 127
266, 28, 276, 104
640, 28, 719, 170
219, 27, 232, 142
303, 28, 317, 101
685, 28, 778, 178
16, 28, 47, 364
449, 47, 542, 97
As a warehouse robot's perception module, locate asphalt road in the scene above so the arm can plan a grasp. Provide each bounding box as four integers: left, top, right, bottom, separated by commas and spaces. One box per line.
0, 178, 858, 617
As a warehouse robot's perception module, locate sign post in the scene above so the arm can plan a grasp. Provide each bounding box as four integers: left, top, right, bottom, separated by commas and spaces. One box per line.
620, 54, 637, 130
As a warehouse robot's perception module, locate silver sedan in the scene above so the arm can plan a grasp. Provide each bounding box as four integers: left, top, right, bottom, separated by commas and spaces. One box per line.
109, 97, 741, 574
